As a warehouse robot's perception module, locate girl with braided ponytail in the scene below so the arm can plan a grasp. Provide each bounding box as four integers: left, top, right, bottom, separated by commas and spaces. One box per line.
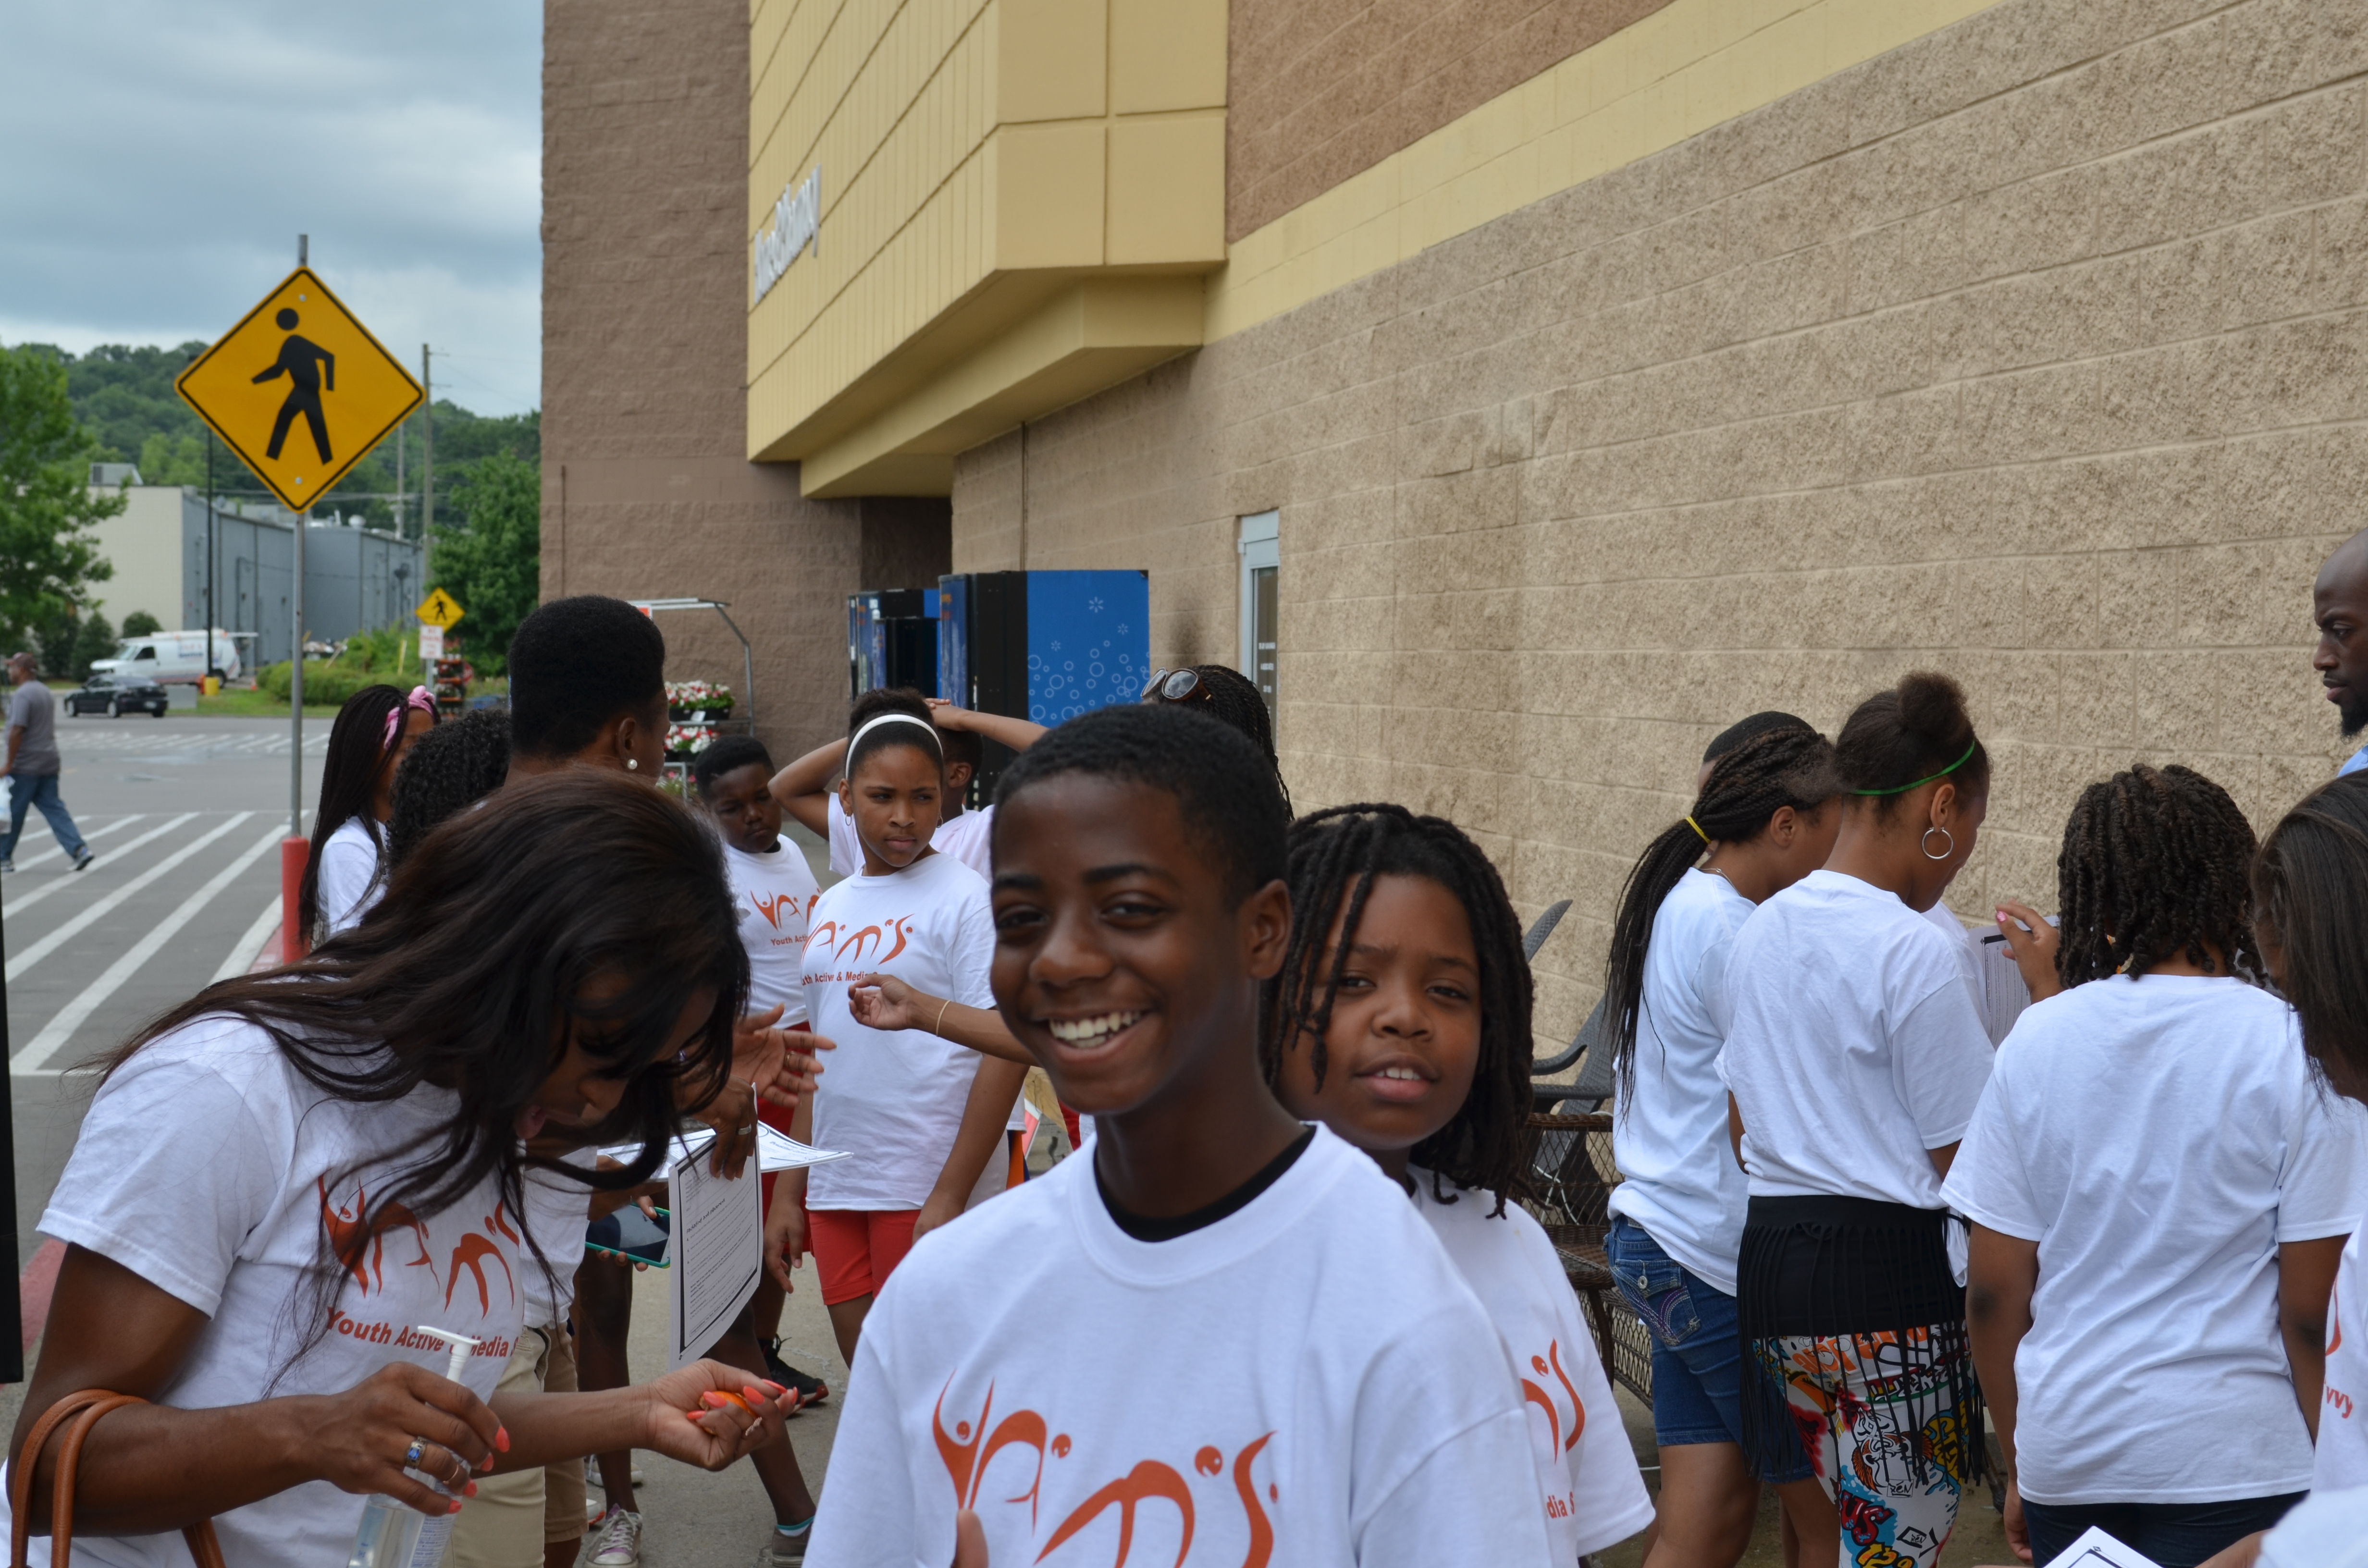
1261, 804, 1653, 1565
1718, 673, 1998, 1568
1597, 721, 1843, 1568
1942, 765, 2356, 1568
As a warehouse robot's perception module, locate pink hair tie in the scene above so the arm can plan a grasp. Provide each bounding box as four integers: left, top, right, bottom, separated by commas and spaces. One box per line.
382, 685, 435, 746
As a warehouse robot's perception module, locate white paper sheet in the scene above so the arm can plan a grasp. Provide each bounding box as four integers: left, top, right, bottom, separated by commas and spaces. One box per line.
1973, 914, 2060, 1046
665, 1136, 765, 1372
2052, 1525, 2167, 1568
598, 1124, 852, 1173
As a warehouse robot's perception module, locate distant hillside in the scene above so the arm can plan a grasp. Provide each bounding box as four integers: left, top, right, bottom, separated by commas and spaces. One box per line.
19, 340, 537, 535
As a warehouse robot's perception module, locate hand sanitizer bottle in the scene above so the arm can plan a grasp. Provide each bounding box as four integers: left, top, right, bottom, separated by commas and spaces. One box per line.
344, 1328, 485, 1568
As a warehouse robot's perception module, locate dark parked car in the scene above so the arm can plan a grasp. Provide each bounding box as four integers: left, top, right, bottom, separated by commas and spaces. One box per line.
65, 673, 170, 718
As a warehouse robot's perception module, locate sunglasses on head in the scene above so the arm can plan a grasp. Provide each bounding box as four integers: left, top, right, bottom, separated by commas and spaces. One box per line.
1140, 668, 1212, 705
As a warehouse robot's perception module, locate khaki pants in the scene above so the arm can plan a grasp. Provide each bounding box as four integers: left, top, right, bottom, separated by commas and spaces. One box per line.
447, 1323, 588, 1568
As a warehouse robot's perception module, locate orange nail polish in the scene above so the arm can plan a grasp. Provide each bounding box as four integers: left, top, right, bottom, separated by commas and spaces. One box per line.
495, 1428, 511, 1453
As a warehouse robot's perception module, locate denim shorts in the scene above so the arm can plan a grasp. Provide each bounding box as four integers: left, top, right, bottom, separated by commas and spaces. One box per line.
1606, 1216, 1809, 1482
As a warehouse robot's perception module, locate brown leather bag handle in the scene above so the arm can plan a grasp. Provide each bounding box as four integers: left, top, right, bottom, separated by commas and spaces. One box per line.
10, 1390, 224, 1568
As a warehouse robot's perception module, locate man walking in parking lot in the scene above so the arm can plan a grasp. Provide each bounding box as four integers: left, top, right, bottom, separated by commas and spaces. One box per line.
0, 652, 91, 874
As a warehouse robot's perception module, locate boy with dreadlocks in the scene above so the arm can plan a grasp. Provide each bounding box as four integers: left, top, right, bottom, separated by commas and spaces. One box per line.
1261, 803, 1652, 1563
1946, 764, 2358, 1568
804, 706, 1550, 1568
1598, 722, 1843, 1568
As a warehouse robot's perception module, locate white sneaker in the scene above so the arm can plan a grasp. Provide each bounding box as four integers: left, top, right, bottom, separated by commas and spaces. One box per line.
589, 1507, 643, 1568
585, 1456, 646, 1489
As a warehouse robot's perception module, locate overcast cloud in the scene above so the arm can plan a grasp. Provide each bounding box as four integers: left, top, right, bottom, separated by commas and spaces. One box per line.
0, 1, 541, 414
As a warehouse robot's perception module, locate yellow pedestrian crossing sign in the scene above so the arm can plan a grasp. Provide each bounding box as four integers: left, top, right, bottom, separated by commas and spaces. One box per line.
174, 268, 423, 514
415, 588, 465, 629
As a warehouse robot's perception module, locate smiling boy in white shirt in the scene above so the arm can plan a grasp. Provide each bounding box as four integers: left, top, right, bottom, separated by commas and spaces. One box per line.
802, 705, 1551, 1568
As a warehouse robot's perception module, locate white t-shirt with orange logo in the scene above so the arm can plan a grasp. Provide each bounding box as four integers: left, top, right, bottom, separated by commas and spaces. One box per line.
2319, 1223, 2368, 1491
1407, 1169, 1653, 1560
801, 849, 999, 1210
805, 1126, 1553, 1568
725, 839, 822, 1022
14, 1015, 519, 1568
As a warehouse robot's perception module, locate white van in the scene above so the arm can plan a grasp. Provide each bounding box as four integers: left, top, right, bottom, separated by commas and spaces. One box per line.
89, 631, 242, 685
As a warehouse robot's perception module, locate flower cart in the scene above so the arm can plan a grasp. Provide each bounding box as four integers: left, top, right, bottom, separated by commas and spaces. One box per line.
627, 599, 757, 789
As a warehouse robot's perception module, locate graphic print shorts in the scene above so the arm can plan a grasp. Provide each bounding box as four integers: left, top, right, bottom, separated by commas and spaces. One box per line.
1757, 1327, 1975, 1568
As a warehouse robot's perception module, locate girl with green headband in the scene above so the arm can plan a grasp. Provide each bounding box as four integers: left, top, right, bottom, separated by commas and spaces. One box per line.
1714, 672, 1997, 1568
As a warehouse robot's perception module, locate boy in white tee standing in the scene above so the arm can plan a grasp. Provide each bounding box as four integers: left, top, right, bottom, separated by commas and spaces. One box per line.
801, 705, 1551, 1568
694, 736, 834, 1398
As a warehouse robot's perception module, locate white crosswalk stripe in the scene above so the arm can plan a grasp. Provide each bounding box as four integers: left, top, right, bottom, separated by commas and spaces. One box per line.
59, 730, 327, 755
3, 813, 256, 984
2, 814, 200, 919
14, 824, 291, 1074
211, 894, 285, 983
7, 814, 145, 871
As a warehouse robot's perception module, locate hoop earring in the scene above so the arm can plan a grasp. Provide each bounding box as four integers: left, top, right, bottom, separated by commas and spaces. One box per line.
1920, 825, 1954, 861
627, 758, 639, 772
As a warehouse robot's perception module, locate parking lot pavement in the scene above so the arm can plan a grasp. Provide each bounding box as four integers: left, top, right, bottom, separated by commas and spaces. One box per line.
2, 716, 323, 1268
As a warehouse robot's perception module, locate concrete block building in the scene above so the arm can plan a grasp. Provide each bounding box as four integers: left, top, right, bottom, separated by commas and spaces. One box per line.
543, 0, 2368, 1036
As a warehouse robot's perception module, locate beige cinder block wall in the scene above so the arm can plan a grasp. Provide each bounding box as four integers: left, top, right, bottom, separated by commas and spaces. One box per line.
954, 0, 2368, 1045
544, 0, 948, 757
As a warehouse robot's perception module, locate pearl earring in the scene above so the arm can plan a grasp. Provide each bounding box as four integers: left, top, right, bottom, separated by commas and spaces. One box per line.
627, 758, 638, 771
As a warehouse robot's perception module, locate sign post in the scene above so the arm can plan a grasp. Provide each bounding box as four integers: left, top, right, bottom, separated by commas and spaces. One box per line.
176, 253, 424, 964
416, 590, 466, 719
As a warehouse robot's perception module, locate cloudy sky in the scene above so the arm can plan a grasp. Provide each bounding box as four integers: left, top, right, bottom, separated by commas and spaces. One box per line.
0, 1, 542, 415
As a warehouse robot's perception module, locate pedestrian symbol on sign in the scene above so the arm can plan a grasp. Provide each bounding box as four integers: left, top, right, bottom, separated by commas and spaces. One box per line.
173, 267, 420, 514
253, 308, 335, 464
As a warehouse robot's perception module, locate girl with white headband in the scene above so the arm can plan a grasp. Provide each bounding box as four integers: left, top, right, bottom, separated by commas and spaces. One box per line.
769, 692, 1032, 1388
766, 688, 1046, 880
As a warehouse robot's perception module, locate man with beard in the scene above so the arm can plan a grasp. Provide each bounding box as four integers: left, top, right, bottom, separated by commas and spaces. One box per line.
2315, 532, 2368, 775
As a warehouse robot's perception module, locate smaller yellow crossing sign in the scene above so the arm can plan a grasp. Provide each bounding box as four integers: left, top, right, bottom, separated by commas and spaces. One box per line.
415, 588, 465, 629
175, 268, 422, 514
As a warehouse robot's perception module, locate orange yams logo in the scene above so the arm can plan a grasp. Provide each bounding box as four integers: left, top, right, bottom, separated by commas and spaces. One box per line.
934, 1379, 1277, 1568
1521, 1338, 1586, 1455
752, 891, 796, 930
804, 914, 916, 967
317, 1178, 518, 1316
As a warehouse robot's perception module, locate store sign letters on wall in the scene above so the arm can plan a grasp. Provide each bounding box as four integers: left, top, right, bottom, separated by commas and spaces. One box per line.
752, 166, 821, 304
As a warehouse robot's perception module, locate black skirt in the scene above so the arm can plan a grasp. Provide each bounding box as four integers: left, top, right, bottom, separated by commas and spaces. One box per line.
1734, 1194, 1983, 1488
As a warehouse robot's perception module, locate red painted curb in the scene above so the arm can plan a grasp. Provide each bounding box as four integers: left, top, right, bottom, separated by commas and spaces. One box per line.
20, 1237, 63, 1354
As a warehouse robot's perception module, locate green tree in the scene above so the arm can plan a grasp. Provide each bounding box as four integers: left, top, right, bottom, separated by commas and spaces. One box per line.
69, 612, 116, 683
121, 610, 162, 638
136, 431, 210, 488
0, 345, 118, 655
429, 451, 540, 675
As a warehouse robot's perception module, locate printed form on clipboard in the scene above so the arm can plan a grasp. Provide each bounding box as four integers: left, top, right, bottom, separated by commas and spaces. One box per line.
1969, 911, 2061, 1046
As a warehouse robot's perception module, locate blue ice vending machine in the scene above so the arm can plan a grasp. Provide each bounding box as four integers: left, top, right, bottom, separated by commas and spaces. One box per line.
938, 570, 1149, 793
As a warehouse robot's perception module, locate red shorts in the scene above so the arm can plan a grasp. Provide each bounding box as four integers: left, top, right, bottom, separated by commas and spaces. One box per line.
757, 1021, 810, 1217
808, 1209, 919, 1306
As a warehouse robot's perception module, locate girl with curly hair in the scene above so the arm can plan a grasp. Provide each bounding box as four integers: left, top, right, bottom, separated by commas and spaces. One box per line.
1949, 764, 2356, 1568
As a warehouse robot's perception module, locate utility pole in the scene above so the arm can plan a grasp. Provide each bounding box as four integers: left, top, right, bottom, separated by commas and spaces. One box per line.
420, 345, 433, 543
394, 416, 406, 539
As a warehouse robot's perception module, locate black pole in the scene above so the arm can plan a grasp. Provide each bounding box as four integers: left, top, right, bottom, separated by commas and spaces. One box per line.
0, 881, 26, 1382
